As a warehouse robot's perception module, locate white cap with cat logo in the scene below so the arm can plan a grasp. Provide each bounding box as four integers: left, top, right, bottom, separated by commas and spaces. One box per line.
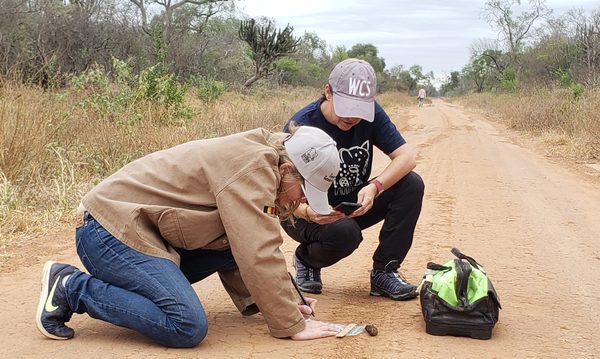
329, 58, 377, 122
284, 126, 340, 214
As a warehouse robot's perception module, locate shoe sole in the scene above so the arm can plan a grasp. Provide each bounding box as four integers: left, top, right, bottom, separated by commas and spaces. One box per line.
370, 288, 418, 301
298, 284, 322, 295
36, 260, 69, 340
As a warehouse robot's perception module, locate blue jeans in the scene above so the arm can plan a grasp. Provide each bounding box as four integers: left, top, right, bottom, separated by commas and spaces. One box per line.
65, 212, 236, 347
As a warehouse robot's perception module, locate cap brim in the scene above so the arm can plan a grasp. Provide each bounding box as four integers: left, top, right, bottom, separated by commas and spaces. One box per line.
302, 182, 331, 215
332, 93, 375, 122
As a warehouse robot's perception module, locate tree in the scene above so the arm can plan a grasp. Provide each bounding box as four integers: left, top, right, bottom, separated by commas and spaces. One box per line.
331, 45, 348, 64
448, 71, 460, 90
409, 65, 424, 82
439, 71, 460, 95
128, 0, 230, 56
346, 43, 385, 73
239, 18, 301, 87
573, 10, 600, 86
470, 39, 506, 74
462, 56, 491, 92
276, 31, 330, 87
296, 31, 329, 63
396, 70, 417, 92
388, 64, 405, 79
483, 0, 552, 67
70, 0, 104, 21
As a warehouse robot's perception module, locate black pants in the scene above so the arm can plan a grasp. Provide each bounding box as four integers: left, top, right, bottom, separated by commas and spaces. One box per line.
282, 171, 424, 271
176, 247, 237, 284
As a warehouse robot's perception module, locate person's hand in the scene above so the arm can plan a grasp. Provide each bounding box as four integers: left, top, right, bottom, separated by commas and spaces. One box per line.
298, 296, 317, 319
348, 184, 377, 217
306, 205, 344, 225
290, 319, 339, 340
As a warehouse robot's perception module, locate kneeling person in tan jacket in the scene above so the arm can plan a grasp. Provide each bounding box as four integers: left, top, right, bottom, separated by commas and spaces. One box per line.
36, 125, 341, 347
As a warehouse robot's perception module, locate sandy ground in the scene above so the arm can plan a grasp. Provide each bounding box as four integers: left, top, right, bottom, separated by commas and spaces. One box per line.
2, 99, 600, 358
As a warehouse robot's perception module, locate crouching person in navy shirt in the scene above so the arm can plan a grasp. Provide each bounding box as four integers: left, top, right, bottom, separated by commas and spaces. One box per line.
283, 59, 425, 301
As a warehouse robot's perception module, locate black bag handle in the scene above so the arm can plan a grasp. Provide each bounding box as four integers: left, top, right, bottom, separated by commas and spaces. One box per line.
451, 247, 483, 271
454, 259, 472, 307
426, 262, 451, 271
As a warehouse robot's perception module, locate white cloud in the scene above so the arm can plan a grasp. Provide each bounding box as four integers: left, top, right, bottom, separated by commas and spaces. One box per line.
239, 0, 599, 76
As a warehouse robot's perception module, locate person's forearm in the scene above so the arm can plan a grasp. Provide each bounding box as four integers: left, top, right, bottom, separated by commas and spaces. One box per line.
371, 150, 416, 192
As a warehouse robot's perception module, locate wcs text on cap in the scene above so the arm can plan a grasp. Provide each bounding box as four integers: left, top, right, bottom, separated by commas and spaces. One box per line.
328, 58, 377, 122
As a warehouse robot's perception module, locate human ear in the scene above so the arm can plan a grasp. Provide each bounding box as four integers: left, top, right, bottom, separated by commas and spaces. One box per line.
324, 84, 332, 100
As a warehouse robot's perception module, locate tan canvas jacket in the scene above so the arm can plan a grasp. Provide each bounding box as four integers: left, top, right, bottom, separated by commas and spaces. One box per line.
80, 128, 305, 338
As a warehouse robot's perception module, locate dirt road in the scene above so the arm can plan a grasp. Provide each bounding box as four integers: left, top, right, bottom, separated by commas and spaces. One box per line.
2, 100, 600, 358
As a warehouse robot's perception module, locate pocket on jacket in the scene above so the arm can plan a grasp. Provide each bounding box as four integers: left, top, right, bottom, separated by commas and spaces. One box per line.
157, 209, 187, 248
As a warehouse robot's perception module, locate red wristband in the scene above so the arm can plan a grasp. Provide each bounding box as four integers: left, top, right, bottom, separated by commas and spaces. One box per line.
370, 179, 383, 194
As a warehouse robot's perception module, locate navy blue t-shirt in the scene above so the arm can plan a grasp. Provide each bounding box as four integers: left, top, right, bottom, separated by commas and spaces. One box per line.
284, 98, 405, 205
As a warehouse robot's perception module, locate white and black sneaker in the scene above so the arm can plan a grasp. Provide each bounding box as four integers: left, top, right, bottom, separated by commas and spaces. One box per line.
36, 261, 78, 339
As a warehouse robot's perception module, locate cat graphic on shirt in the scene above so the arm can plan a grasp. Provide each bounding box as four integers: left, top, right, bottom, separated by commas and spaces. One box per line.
335, 140, 370, 196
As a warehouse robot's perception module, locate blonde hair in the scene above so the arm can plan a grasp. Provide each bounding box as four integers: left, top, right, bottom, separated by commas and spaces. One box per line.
271, 123, 303, 224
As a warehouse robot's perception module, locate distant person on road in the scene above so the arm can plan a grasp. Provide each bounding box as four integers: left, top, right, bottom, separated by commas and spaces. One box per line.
282, 58, 425, 301
418, 88, 426, 107
36, 126, 342, 347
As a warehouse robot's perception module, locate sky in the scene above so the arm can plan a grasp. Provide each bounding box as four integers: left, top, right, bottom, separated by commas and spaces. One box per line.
239, 0, 600, 79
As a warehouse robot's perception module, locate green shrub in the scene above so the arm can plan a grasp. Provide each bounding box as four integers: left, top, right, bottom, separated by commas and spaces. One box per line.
68, 58, 193, 123
500, 68, 518, 92
569, 83, 584, 99
137, 65, 186, 106
190, 75, 227, 103
555, 68, 584, 100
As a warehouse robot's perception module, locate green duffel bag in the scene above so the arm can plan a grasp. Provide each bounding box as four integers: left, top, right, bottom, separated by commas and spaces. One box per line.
419, 248, 501, 340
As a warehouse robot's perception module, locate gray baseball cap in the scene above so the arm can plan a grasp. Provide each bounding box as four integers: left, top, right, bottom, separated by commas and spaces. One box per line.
328, 58, 377, 122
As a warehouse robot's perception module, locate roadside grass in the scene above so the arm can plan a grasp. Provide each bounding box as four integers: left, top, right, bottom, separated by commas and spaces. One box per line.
377, 91, 416, 108
0, 79, 413, 248
0, 82, 315, 247
459, 88, 600, 161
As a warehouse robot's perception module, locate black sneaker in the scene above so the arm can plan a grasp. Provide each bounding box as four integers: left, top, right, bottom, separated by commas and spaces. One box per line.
370, 260, 417, 301
36, 260, 78, 339
293, 254, 322, 294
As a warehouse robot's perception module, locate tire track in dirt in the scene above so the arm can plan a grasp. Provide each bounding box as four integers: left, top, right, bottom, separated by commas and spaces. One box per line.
406, 101, 600, 358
